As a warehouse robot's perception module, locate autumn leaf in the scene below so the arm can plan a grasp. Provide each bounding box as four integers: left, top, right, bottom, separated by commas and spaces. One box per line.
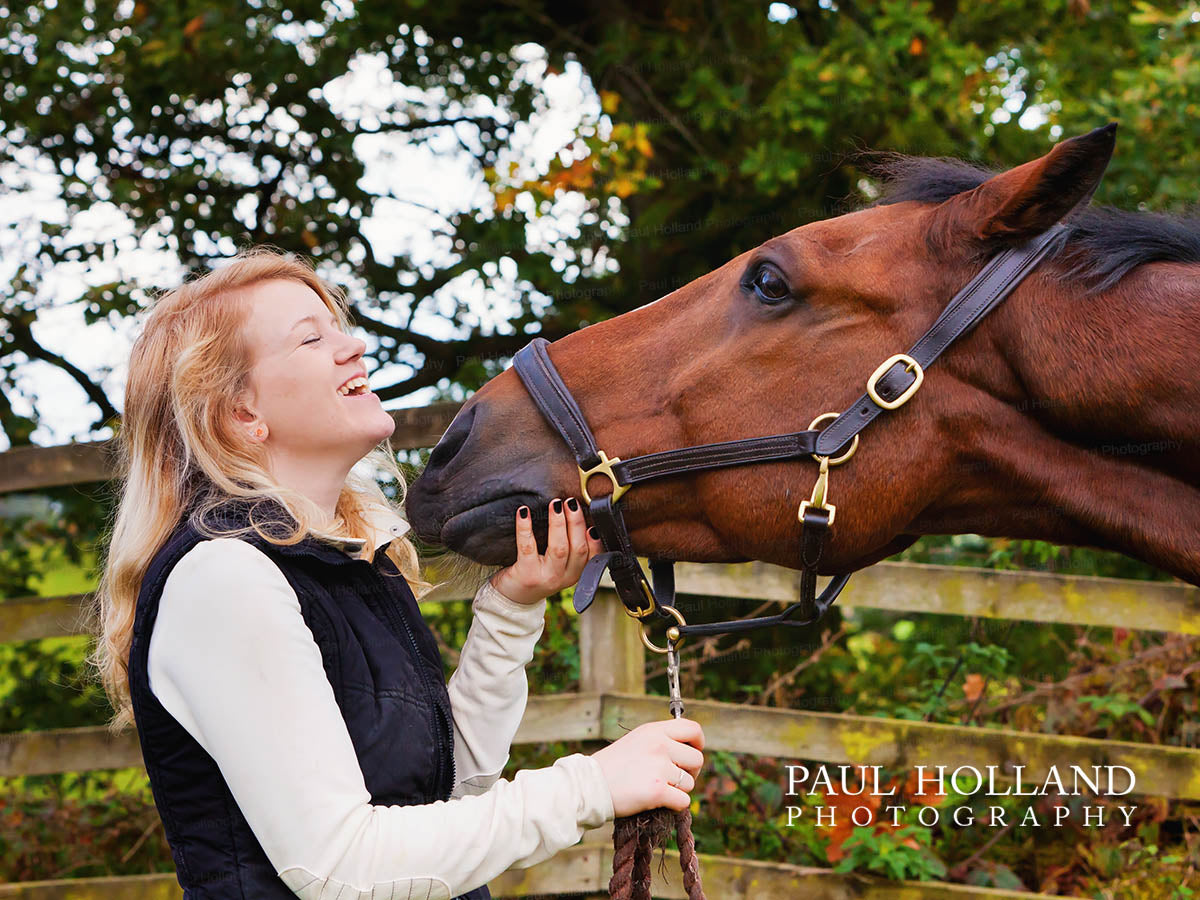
633, 125, 653, 159
562, 159, 595, 190
902, 769, 947, 808
819, 772, 883, 863
600, 90, 621, 114
610, 177, 636, 198
963, 672, 986, 702
493, 188, 517, 213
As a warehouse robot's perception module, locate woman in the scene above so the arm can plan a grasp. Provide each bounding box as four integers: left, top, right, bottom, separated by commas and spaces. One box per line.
89, 248, 705, 899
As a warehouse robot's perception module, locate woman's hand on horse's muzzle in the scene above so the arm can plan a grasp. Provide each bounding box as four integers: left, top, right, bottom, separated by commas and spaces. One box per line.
488, 496, 603, 605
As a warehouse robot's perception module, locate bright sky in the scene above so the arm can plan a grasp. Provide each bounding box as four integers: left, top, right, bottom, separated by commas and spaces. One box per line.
0, 38, 607, 451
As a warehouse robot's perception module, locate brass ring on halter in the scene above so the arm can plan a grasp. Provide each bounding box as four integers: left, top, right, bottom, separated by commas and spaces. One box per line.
640, 604, 688, 654
808, 412, 859, 466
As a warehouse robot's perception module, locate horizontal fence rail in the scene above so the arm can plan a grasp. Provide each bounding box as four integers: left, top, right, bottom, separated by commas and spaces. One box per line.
0, 404, 464, 494
6, 691, 1198, 799
6, 558, 1197, 644
0, 849, 1059, 900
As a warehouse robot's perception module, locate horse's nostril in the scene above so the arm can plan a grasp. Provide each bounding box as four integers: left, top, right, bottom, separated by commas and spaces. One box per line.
426, 402, 478, 477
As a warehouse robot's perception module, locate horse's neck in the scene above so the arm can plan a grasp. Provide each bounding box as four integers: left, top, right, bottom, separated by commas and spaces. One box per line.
1004, 264, 1200, 466
964, 263, 1200, 583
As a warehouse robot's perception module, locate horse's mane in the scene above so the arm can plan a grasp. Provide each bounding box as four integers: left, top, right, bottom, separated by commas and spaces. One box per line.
861, 152, 1200, 294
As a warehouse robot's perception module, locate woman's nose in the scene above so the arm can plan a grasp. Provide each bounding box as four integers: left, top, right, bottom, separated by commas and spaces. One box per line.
337, 333, 367, 361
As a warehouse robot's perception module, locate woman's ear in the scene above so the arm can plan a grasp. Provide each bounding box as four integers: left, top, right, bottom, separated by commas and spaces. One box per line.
233, 394, 268, 443
944, 123, 1117, 243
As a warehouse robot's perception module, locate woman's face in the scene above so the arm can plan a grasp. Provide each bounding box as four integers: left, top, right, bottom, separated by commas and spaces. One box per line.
236, 278, 395, 472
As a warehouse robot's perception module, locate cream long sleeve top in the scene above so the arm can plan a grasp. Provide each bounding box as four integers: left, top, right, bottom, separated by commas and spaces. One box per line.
146, 505, 614, 900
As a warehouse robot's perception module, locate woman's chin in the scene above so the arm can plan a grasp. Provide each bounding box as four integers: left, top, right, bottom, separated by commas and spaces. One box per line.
371, 410, 397, 441
357, 402, 397, 442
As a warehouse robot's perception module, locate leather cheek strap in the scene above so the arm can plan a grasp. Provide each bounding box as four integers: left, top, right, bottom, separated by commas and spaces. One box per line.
513, 337, 604, 471
814, 223, 1070, 458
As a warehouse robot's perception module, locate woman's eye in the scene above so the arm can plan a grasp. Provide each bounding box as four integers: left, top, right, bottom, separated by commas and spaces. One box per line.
752, 266, 790, 303
303, 335, 321, 345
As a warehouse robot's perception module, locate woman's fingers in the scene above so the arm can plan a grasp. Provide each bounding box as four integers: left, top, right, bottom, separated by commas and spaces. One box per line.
666, 766, 696, 793
545, 498, 569, 573
668, 741, 705, 777
509, 496, 600, 596
585, 521, 604, 557
663, 783, 692, 810
564, 497, 591, 571
664, 717, 705, 750
514, 506, 537, 567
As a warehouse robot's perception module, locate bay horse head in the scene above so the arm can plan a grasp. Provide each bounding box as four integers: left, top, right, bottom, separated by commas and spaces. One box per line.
406, 124, 1200, 588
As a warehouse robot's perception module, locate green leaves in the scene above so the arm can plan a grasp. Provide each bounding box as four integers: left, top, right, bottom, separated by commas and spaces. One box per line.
832, 824, 948, 880
1076, 692, 1157, 730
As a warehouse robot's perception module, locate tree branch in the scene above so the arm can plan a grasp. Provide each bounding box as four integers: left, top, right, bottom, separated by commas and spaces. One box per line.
351, 115, 499, 135
6, 317, 119, 427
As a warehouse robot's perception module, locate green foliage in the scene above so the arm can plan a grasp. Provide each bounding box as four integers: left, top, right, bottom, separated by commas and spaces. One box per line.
1070, 822, 1200, 897
1075, 693, 1156, 731
686, 750, 819, 864
4, 0, 1199, 440
889, 640, 1012, 721
0, 769, 172, 881
896, 534, 1175, 581
833, 824, 948, 880
0, 636, 111, 733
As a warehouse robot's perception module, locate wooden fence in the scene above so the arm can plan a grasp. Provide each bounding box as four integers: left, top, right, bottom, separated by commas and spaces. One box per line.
2, 402, 1197, 899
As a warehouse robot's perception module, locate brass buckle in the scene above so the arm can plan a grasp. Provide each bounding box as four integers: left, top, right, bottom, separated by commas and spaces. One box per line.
625, 575, 658, 620
798, 455, 836, 526
867, 353, 924, 410
640, 604, 688, 654
578, 450, 631, 505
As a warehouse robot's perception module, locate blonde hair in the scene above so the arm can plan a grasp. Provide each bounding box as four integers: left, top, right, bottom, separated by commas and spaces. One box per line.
89, 247, 437, 733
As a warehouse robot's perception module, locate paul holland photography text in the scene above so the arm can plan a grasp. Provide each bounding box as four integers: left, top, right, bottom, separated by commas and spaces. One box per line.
784, 765, 1139, 829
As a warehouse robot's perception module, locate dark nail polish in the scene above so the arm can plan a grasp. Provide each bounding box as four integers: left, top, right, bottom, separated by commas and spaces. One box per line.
519, 506, 529, 519
588, 526, 598, 540
566, 497, 579, 512
552, 499, 563, 514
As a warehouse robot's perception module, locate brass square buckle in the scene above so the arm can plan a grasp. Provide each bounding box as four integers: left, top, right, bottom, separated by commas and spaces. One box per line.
866, 353, 924, 410
627, 576, 657, 619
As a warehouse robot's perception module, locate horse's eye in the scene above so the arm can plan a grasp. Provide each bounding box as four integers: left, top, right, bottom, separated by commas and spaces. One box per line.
752, 265, 790, 303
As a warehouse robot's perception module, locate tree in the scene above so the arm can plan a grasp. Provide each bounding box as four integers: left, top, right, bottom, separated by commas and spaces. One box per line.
2, 0, 1196, 444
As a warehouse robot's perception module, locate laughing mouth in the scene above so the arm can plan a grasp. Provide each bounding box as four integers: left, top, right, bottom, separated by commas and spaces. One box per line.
337, 375, 370, 396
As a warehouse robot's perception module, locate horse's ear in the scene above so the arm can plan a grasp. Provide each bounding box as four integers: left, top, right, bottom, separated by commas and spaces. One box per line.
950, 123, 1117, 242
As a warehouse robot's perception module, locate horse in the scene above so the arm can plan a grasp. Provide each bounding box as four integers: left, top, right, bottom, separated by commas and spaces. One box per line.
404, 124, 1200, 593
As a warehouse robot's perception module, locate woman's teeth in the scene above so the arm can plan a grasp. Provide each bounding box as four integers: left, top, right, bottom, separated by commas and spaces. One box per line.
337, 376, 369, 396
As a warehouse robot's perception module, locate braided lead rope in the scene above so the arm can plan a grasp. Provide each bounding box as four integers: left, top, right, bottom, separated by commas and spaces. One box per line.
609, 808, 705, 900
609, 637, 706, 900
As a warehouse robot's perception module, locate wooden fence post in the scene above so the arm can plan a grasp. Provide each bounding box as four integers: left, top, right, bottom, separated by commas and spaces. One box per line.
577, 586, 644, 852
578, 588, 645, 696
